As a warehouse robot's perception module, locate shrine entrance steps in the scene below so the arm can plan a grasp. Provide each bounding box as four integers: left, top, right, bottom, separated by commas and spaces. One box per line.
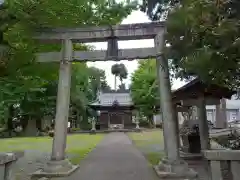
51, 132, 159, 180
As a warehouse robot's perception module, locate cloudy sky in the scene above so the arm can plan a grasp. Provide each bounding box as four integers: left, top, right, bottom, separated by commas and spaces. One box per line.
87, 10, 186, 90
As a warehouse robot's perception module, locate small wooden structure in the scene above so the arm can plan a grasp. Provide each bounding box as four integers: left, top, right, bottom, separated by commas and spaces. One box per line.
172, 78, 234, 106
172, 78, 236, 157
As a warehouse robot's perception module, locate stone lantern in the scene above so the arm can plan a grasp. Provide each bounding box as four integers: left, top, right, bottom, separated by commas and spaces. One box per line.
135, 112, 141, 131
91, 117, 96, 132
91, 111, 100, 133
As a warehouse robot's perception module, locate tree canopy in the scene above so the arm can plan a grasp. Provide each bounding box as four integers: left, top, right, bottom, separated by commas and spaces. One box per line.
165, 0, 240, 89
141, 0, 240, 90
111, 63, 128, 90
130, 59, 159, 121
0, 0, 137, 133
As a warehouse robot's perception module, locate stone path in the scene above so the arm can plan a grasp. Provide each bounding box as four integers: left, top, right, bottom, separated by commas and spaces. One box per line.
53, 132, 159, 180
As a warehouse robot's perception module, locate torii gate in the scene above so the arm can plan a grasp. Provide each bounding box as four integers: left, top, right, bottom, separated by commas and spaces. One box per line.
31, 22, 197, 179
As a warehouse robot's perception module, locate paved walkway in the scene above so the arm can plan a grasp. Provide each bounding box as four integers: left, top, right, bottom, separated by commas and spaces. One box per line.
54, 132, 159, 180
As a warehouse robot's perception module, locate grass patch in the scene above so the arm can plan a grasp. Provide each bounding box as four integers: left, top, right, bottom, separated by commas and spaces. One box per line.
66, 134, 104, 165
67, 148, 92, 165
0, 137, 53, 152
128, 130, 164, 165
146, 152, 163, 165
0, 134, 105, 165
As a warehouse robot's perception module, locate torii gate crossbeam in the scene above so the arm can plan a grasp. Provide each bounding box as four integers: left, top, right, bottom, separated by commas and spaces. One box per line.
34, 22, 164, 43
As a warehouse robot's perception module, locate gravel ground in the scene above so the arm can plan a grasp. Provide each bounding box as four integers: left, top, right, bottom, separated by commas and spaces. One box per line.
12, 150, 78, 180
13, 150, 51, 180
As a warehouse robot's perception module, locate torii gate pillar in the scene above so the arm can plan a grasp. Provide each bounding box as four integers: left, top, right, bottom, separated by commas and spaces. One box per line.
31, 39, 79, 179
154, 32, 197, 179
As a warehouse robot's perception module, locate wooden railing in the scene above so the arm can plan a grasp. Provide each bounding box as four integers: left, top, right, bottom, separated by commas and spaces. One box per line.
203, 150, 240, 180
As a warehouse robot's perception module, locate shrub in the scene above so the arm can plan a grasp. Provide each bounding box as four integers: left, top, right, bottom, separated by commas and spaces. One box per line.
48, 130, 54, 137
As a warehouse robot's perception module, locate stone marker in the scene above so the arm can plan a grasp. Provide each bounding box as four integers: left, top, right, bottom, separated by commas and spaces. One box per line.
0, 151, 24, 180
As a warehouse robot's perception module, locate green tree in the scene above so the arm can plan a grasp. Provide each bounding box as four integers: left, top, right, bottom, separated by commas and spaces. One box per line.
165, 0, 240, 89
0, 0, 137, 132
130, 59, 159, 126
111, 63, 121, 90
141, 0, 240, 89
88, 67, 110, 99
118, 63, 128, 85
111, 63, 128, 90
70, 64, 110, 129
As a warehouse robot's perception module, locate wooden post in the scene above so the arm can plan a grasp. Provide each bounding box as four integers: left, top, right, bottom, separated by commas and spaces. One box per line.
173, 105, 180, 152
197, 97, 210, 150
216, 98, 227, 129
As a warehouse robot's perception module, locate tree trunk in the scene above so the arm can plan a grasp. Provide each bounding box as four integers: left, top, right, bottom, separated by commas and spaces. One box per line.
7, 105, 14, 136
36, 118, 42, 131
42, 115, 52, 131
76, 110, 80, 128
148, 115, 154, 128
24, 116, 37, 136
114, 75, 117, 90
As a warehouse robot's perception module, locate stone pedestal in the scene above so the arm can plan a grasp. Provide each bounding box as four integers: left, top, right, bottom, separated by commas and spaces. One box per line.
154, 158, 198, 179
91, 120, 96, 133
31, 159, 79, 179
135, 121, 140, 129
90, 120, 96, 134
0, 151, 24, 180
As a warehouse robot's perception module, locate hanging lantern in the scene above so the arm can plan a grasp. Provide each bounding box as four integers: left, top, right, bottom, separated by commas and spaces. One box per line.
106, 26, 118, 60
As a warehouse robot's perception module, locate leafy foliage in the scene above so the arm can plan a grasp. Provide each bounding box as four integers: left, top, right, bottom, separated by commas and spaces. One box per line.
111, 63, 128, 90
142, 0, 240, 90
0, 0, 137, 131
140, 0, 177, 20
165, 0, 240, 89
130, 59, 159, 120
118, 63, 128, 83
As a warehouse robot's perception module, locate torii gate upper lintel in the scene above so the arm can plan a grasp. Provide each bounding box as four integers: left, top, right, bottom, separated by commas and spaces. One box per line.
33, 21, 165, 43
34, 21, 165, 62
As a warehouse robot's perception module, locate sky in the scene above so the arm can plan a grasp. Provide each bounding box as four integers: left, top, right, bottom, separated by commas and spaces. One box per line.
87, 10, 186, 90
